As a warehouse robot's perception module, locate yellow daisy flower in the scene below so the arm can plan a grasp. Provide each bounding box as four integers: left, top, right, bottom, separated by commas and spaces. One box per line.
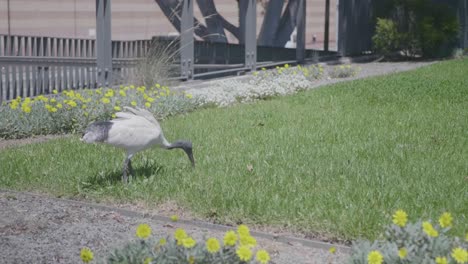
236, 245, 252, 261
80, 247, 94, 263
182, 237, 196, 248
422, 221, 439, 237
136, 223, 151, 239
435, 256, 448, 264
392, 210, 408, 227
367, 250, 384, 264
439, 212, 453, 228
451, 247, 468, 264
398, 248, 407, 259
256, 249, 270, 264
223, 230, 237, 246
205, 237, 220, 253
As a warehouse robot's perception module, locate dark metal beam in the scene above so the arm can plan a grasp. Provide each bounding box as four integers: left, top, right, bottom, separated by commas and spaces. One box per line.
296, 0, 306, 62
244, 0, 256, 71
324, 0, 330, 51
96, 0, 112, 87
180, 0, 194, 80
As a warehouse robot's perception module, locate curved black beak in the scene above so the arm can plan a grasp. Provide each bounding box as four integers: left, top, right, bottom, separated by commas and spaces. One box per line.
183, 146, 195, 168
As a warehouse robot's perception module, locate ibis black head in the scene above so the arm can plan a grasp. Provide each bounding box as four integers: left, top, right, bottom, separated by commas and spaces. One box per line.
167, 140, 195, 167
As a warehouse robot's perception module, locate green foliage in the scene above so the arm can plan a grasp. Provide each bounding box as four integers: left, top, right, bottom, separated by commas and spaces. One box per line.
372, 18, 401, 56
328, 64, 360, 78
0, 85, 197, 139
349, 211, 467, 264
373, 0, 459, 58
104, 225, 270, 264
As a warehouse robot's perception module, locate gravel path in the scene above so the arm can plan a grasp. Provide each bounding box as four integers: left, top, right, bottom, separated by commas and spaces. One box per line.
0, 190, 349, 264
0, 60, 437, 264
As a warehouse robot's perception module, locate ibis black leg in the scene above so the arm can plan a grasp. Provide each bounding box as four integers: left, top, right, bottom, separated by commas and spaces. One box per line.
122, 158, 129, 184
128, 159, 134, 177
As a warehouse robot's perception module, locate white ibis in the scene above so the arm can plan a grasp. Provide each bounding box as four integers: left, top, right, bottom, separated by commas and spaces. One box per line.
81, 106, 195, 183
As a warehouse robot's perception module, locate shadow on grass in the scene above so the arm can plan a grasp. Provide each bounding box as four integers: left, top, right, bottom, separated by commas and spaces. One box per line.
81, 160, 166, 189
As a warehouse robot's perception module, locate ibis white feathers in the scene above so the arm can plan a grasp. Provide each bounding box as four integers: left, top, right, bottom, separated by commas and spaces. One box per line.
81, 106, 195, 183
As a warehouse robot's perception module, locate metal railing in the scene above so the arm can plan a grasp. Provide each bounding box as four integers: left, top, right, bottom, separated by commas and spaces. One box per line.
0, 34, 151, 102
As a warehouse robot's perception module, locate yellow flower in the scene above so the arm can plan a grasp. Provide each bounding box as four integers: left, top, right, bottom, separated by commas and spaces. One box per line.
80, 247, 94, 263
237, 225, 250, 236
22, 105, 32, 113
392, 210, 408, 227
82, 105, 87, 109
145, 102, 151, 108
159, 238, 167, 245
422, 221, 439, 237
101, 98, 110, 104
284, 63, 289, 68
143, 257, 152, 264
136, 223, 151, 239
256, 249, 270, 264
10, 101, 19, 110
451, 247, 468, 264
367, 250, 383, 264
56, 103, 63, 109
66, 100, 77, 108
182, 237, 196, 248
50, 107, 58, 113
329, 247, 336, 254
185, 93, 193, 99
53, 89, 58, 94
205, 237, 220, 253
84, 112, 89, 117
131, 101, 137, 106
111, 114, 116, 118
236, 245, 253, 261
155, 83, 161, 88
436, 256, 448, 264
261, 67, 266, 71
223, 230, 238, 246
439, 212, 453, 228
398, 248, 408, 259
114, 106, 121, 111
119, 90, 126, 97
170, 215, 178, 222
105, 89, 114, 97
252, 71, 258, 76
239, 234, 257, 248
146, 97, 155, 103
95, 89, 102, 95
175, 228, 188, 241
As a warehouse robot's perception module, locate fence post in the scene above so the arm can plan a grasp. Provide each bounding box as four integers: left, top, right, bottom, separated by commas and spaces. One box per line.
324, 0, 330, 52
296, 0, 306, 62
96, 0, 112, 87
181, 0, 194, 80
245, 0, 256, 71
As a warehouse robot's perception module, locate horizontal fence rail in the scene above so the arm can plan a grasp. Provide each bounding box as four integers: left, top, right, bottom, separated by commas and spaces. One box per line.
0, 56, 139, 102
0, 35, 151, 58
0, 35, 153, 102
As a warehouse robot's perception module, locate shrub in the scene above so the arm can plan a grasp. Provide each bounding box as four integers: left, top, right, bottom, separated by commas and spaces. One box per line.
329, 64, 360, 79
373, 0, 459, 58
349, 210, 468, 264
0, 85, 197, 139
81, 224, 271, 264
127, 38, 180, 88
372, 18, 401, 56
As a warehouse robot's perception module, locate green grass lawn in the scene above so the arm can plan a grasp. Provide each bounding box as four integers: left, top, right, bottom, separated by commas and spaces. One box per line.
1, 59, 467, 241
